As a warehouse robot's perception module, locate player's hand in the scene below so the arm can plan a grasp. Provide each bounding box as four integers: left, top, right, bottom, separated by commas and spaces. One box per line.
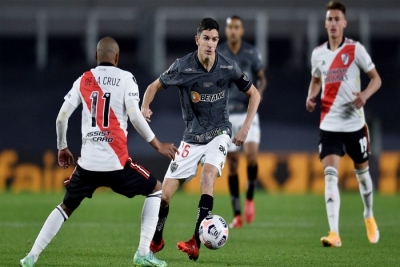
141, 107, 153, 122
351, 92, 367, 109
232, 128, 248, 146
306, 96, 316, 112
156, 143, 179, 160
58, 148, 74, 168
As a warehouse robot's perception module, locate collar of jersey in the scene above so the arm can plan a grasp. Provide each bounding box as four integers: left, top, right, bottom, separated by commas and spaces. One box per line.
327, 37, 345, 50
195, 51, 218, 73
98, 62, 115, 67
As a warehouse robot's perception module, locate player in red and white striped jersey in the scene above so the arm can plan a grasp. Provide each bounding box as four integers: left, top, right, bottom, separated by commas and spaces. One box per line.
306, 1, 381, 248
20, 37, 177, 267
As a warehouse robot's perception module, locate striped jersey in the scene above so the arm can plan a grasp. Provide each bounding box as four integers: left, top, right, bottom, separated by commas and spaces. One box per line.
64, 63, 139, 171
311, 38, 375, 132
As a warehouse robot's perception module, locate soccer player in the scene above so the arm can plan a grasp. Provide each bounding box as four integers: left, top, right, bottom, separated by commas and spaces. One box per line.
306, 1, 381, 247
218, 15, 267, 228
141, 18, 260, 261
19, 37, 178, 267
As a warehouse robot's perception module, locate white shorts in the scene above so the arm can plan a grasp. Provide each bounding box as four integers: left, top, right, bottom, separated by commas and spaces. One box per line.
228, 113, 261, 152
165, 134, 230, 182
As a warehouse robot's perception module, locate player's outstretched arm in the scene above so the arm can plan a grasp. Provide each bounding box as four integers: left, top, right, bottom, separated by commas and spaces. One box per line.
56, 101, 77, 168
306, 76, 322, 113
141, 79, 163, 122
351, 68, 381, 109
233, 85, 260, 146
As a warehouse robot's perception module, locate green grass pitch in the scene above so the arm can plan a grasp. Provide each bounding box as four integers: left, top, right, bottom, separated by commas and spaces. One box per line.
1, 191, 399, 266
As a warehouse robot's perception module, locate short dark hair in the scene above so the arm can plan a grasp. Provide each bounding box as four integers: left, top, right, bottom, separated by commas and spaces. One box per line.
326, 1, 346, 15
227, 15, 243, 23
197, 18, 219, 36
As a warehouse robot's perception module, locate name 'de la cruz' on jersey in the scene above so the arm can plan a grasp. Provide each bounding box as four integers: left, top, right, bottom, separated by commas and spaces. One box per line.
311, 38, 375, 132
159, 51, 252, 144
218, 41, 263, 114
65, 65, 140, 171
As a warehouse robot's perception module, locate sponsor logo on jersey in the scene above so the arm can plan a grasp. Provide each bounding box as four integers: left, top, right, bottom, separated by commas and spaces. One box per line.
242, 73, 249, 81
193, 127, 222, 143
86, 131, 114, 142
128, 92, 138, 97
323, 68, 349, 84
220, 65, 233, 70
191, 90, 225, 103
341, 54, 349, 65
170, 161, 178, 173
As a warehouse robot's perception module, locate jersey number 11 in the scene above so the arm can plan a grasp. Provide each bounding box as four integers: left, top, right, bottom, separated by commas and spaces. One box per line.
90, 91, 111, 128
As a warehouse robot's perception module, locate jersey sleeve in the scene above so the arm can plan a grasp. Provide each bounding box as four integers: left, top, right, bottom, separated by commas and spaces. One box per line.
251, 48, 263, 73
124, 73, 140, 105
232, 61, 252, 92
64, 77, 82, 107
311, 50, 321, 78
355, 42, 375, 73
159, 59, 182, 88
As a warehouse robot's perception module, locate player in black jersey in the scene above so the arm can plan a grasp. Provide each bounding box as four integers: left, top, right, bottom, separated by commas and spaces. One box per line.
219, 15, 267, 228
141, 18, 260, 261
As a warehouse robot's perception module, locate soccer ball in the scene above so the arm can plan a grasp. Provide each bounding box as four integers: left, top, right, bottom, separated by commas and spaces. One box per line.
199, 215, 229, 250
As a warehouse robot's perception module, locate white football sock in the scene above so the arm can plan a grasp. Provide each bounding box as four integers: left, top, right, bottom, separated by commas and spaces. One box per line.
355, 167, 374, 218
29, 205, 68, 261
324, 167, 340, 235
138, 190, 161, 256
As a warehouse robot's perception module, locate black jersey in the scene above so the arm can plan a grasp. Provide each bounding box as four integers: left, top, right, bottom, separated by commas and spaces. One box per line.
218, 42, 263, 114
159, 51, 251, 144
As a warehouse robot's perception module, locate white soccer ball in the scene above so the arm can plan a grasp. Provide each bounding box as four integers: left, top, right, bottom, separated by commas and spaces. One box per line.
199, 215, 229, 250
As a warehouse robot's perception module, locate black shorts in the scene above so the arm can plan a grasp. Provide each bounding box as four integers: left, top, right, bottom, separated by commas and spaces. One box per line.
319, 125, 370, 164
63, 158, 157, 211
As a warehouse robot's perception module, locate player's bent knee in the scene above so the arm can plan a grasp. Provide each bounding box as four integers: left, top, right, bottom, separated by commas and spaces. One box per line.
152, 180, 163, 193
247, 157, 257, 166
148, 189, 162, 197
60, 202, 74, 217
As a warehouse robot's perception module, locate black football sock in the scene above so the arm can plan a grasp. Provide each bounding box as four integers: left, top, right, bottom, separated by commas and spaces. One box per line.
194, 194, 214, 247
228, 175, 241, 216
152, 205, 169, 244
246, 164, 258, 201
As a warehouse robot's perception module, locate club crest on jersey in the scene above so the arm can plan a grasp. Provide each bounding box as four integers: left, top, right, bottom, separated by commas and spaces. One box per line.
170, 162, 178, 173
191, 90, 225, 103
341, 54, 349, 65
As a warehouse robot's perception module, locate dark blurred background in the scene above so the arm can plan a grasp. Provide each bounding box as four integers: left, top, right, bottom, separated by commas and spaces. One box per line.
0, 0, 399, 183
